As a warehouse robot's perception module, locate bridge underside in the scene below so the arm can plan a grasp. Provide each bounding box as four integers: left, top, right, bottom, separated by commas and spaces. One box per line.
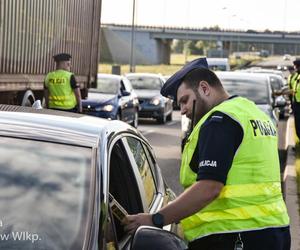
100, 28, 172, 65
100, 26, 300, 65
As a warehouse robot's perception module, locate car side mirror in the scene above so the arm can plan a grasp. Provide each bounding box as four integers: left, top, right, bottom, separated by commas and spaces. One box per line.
274, 96, 286, 108
130, 226, 188, 250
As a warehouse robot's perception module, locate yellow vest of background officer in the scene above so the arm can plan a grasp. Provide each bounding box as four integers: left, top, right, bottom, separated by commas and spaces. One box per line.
180, 96, 289, 242
44, 70, 77, 110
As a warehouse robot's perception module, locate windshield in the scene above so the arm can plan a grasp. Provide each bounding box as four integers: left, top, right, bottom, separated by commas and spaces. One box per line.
128, 76, 162, 90
91, 77, 120, 94
221, 79, 269, 104
0, 137, 93, 250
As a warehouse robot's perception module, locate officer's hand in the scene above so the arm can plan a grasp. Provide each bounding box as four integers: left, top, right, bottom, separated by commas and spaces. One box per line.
122, 213, 153, 234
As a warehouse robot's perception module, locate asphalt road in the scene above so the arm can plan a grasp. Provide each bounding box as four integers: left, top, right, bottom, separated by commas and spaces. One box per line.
139, 110, 289, 196
139, 111, 183, 195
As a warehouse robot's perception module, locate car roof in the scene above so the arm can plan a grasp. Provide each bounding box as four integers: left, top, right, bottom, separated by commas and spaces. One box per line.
126, 73, 163, 78
238, 68, 285, 77
0, 105, 139, 148
216, 71, 269, 83
207, 58, 229, 63
97, 73, 124, 79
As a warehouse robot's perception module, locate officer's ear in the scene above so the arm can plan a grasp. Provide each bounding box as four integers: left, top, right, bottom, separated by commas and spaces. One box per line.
198, 81, 210, 96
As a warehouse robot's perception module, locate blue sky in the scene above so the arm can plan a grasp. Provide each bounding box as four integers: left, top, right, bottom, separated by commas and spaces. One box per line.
101, 0, 299, 32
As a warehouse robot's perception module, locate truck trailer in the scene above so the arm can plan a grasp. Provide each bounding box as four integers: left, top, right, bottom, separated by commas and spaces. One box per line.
0, 0, 102, 105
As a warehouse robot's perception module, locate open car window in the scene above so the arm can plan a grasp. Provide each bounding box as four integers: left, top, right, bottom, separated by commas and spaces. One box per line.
108, 139, 143, 243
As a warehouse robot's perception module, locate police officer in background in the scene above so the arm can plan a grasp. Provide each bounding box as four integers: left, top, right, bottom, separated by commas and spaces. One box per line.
123, 58, 290, 250
288, 59, 300, 139
44, 53, 82, 113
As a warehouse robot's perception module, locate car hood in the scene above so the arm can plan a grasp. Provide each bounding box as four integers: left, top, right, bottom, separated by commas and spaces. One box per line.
134, 89, 161, 99
82, 92, 117, 106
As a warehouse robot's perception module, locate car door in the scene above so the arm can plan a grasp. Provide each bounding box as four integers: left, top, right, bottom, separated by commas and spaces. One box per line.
103, 134, 178, 250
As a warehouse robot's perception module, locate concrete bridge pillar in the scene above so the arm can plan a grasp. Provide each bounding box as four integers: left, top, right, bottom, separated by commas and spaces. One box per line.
157, 38, 172, 65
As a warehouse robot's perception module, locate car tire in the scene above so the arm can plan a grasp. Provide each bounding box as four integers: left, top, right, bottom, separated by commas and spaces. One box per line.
157, 115, 166, 124
116, 112, 121, 121
166, 112, 172, 122
279, 111, 285, 120
131, 110, 139, 128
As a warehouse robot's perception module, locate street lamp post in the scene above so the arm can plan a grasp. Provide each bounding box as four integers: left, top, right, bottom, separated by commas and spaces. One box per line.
129, 0, 136, 73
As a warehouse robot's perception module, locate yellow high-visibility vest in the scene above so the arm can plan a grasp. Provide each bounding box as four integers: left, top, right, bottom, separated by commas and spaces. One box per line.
45, 70, 77, 109
180, 97, 289, 242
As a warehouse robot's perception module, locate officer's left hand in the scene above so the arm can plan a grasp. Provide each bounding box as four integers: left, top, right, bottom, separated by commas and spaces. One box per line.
122, 213, 153, 234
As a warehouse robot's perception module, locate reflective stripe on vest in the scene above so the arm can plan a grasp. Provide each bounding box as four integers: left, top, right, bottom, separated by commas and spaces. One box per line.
45, 70, 77, 109
293, 74, 300, 102
180, 97, 289, 242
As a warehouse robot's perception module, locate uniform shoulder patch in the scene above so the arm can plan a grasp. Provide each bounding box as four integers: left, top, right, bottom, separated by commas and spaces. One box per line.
209, 115, 223, 123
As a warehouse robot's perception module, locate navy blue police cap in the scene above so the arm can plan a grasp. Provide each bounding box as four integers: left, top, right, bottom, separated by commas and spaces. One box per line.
53, 53, 72, 62
161, 57, 208, 99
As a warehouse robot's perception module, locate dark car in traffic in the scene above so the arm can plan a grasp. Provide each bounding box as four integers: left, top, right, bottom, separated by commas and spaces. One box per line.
238, 68, 290, 119
82, 74, 139, 127
127, 73, 173, 124
0, 105, 184, 250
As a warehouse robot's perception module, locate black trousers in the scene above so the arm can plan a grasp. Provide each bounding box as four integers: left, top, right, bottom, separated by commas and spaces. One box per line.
188, 227, 291, 250
293, 102, 300, 140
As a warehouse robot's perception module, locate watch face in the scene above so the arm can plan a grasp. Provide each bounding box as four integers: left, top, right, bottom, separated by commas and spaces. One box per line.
152, 213, 164, 228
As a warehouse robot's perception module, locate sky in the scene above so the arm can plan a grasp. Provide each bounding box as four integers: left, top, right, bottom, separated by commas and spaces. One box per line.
101, 0, 299, 32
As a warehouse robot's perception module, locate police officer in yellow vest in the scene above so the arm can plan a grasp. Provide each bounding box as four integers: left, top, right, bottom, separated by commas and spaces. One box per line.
44, 53, 82, 113
123, 58, 290, 250
288, 59, 300, 139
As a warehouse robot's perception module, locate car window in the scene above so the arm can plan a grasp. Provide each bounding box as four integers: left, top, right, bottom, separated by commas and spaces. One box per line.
0, 137, 92, 250
269, 76, 283, 90
127, 76, 162, 90
221, 79, 269, 104
120, 80, 126, 93
108, 139, 143, 241
125, 137, 156, 207
91, 77, 120, 94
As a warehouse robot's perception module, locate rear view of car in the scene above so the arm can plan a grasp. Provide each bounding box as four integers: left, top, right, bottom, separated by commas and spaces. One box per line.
127, 73, 173, 124
207, 58, 230, 71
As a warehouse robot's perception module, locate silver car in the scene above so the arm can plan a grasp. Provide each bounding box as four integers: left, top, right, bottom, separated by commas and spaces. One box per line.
0, 105, 183, 250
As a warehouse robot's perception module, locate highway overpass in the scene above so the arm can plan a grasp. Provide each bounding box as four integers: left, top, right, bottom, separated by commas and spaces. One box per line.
100, 24, 300, 65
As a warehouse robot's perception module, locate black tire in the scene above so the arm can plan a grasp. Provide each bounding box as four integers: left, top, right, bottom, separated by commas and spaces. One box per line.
157, 115, 166, 124
279, 111, 285, 120
131, 110, 139, 128
166, 112, 173, 122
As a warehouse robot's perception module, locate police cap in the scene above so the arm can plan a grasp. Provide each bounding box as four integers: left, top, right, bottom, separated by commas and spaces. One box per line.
53, 53, 72, 62
161, 57, 208, 99
293, 58, 300, 67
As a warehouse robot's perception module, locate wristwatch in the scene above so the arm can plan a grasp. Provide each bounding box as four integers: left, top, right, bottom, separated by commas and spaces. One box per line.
151, 212, 164, 228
